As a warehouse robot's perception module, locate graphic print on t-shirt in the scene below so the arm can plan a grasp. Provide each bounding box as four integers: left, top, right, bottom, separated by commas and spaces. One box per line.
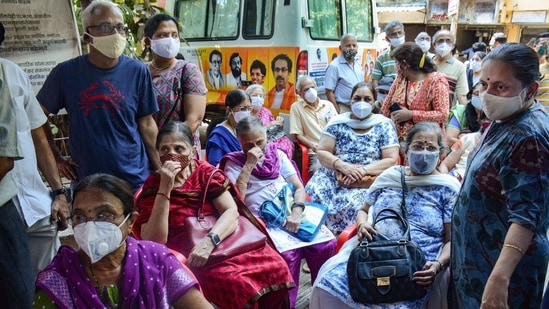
79, 80, 125, 116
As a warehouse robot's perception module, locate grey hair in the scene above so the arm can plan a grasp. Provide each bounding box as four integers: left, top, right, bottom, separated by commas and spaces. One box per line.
245, 84, 266, 96
384, 20, 404, 34
340, 33, 356, 45
82, 0, 123, 31
295, 75, 316, 92
432, 29, 455, 44
236, 116, 266, 137
404, 122, 445, 155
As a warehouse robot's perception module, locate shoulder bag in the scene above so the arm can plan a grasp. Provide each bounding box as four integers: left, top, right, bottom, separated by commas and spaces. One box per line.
347, 166, 427, 303
183, 169, 267, 265
259, 183, 328, 242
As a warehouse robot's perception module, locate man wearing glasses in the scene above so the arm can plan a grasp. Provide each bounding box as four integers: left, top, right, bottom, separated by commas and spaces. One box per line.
371, 20, 406, 90
250, 59, 266, 85
37, 1, 160, 192
267, 53, 297, 111
206, 49, 225, 90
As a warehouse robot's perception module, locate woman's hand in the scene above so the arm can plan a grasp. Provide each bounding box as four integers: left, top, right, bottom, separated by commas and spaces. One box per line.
245, 146, 264, 167
480, 275, 509, 308
413, 261, 440, 287
187, 237, 216, 268
158, 160, 182, 190
337, 163, 364, 182
285, 211, 302, 233
391, 108, 413, 124
357, 222, 377, 242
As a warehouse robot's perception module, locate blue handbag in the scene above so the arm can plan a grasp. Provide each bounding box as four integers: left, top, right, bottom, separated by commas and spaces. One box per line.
259, 183, 328, 242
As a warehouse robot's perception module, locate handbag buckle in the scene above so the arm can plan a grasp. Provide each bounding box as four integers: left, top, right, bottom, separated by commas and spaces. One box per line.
377, 277, 390, 286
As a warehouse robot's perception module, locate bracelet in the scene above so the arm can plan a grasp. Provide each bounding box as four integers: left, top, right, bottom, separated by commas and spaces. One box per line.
291, 202, 305, 211
332, 158, 341, 169
156, 192, 170, 200
503, 243, 524, 255
236, 181, 248, 186
435, 260, 445, 273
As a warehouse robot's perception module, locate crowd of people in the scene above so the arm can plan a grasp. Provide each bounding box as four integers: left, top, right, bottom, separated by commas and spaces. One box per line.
1, 1, 548, 307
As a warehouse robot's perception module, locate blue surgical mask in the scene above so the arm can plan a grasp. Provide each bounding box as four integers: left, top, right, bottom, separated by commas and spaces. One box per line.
407, 150, 439, 175
470, 96, 482, 110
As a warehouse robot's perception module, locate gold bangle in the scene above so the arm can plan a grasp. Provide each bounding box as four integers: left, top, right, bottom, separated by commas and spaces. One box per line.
503, 243, 524, 255
436, 260, 445, 272
332, 158, 341, 169
236, 181, 248, 186
156, 192, 170, 200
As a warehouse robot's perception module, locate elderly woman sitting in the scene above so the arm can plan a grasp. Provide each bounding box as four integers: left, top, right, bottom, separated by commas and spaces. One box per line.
219, 116, 337, 308
305, 82, 399, 233
34, 173, 213, 308
134, 121, 294, 308
310, 122, 461, 308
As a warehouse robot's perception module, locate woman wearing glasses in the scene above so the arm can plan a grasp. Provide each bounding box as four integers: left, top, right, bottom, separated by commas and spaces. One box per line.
34, 174, 213, 308
206, 89, 253, 166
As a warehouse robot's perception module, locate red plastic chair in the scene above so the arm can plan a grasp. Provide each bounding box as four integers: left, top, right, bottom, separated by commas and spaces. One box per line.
295, 142, 310, 185
335, 223, 357, 253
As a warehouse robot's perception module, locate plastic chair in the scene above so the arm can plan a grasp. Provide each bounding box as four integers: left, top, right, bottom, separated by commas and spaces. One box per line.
295, 142, 310, 185
335, 223, 357, 253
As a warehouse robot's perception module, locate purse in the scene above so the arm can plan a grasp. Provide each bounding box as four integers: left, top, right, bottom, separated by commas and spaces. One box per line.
183, 169, 267, 265
336, 171, 376, 188
347, 166, 427, 303
259, 183, 328, 242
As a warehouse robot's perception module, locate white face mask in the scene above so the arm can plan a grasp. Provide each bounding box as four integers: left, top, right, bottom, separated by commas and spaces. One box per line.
150, 37, 180, 59
87, 32, 127, 59
250, 96, 264, 110
481, 89, 527, 121
74, 214, 130, 263
304, 88, 318, 103
435, 43, 452, 58
417, 41, 431, 53
470, 60, 481, 72
390, 36, 405, 48
351, 101, 373, 119
233, 110, 251, 123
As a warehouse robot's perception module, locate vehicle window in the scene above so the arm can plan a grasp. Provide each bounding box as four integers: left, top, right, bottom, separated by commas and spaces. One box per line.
308, 0, 341, 40
243, 0, 275, 38
346, 0, 374, 41
176, 0, 240, 39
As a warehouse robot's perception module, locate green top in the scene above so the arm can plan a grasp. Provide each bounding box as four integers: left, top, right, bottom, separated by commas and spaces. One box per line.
33, 285, 119, 308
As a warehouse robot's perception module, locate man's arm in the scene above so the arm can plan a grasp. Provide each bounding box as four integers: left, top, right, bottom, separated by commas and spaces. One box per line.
325, 89, 339, 113
138, 115, 161, 171
31, 123, 70, 229
0, 157, 14, 181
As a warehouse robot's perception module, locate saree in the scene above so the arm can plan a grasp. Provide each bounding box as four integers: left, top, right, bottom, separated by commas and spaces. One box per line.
35, 237, 198, 308
134, 160, 294, 308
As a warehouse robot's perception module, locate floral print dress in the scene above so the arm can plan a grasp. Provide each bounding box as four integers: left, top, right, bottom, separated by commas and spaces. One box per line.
450, 103, 549, 308
305, 119, 398, 232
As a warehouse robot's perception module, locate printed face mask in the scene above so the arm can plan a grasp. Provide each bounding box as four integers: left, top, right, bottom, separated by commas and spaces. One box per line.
435, 43, 452, 58
74, 214, 130, 263
150, 37, 180, 59
481, 89, 526, 121
351, 101, 373, 119
87, 32, 126, 59
390, 36, 405, 48
304, 88, 318, 103
342, 49, 358, 60
251, 96, 264, 110
407, 149, 439, 175
160, 153, 191, 169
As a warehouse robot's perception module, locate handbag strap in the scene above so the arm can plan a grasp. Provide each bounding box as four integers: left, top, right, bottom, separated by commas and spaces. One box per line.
159, 61, 189, 128
197, 168, 222, 219
399, 165, 413, 241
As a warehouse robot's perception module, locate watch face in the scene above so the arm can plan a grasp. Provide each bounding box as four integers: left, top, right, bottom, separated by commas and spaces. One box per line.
208, 233, 221, 246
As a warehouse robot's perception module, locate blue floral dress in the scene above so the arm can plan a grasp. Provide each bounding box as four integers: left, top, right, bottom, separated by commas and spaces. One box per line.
314, 167, 458, 308
450, 103, 549, 308
305, 119, 398, 232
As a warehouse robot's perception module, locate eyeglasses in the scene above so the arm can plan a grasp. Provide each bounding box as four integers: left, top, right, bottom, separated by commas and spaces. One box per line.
250, 94, 264, 98
87, 22, 128, 35
71, 212, 124, 226
417, 37, 431, 42
410, 144, 440, 152
435, 38, 453, 45
274, 67, 288, 73
233, 106, 253, 112
251, 72, 264, 77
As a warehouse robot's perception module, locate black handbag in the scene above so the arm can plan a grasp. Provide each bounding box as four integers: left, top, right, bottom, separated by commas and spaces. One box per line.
347, 166, 427, 304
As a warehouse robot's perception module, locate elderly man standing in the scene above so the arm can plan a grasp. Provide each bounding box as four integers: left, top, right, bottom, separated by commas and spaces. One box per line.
371, 20, 406, 90
290, 76, 337, 175
433, 29, 469, 107
38, 1, 160, 192
324, 33, 364, 113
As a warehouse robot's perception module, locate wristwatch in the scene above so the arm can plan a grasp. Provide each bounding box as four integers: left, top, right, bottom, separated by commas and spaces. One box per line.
207, 232, 221, 246
51, 187, 68, 199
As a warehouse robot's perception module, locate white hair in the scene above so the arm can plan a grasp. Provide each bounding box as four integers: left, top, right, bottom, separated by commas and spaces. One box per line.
82, 1, 123, 31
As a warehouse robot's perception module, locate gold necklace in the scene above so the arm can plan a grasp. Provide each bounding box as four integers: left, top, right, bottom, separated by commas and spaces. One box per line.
150, 61, 172, 71
88, 260, 101, 286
